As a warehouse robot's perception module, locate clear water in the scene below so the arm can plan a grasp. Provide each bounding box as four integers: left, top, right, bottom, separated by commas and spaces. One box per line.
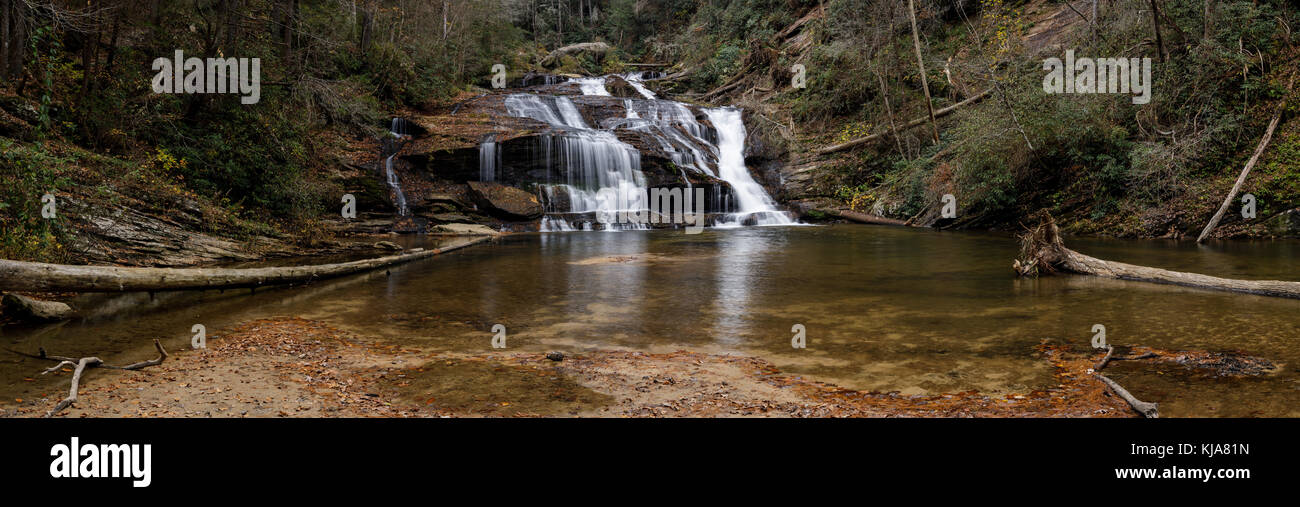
3, 226, 1297, 417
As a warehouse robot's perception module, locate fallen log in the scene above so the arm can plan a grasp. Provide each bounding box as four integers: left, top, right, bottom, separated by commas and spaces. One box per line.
815, 89, 992, 155
1196, 73, 1293, 242
818, 208, 910, 226
1017, 211, 1300, 299
0, 235, 492, 293
541, 42, 611, 67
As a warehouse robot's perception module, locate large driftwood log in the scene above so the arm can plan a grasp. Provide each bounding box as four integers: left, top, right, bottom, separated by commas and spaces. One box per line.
1017, 211, 1300, 299
0, 236, 491, 293
540, 42, 610, 67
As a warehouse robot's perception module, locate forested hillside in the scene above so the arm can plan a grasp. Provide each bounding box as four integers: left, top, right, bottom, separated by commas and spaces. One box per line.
1, 0, 1296, 265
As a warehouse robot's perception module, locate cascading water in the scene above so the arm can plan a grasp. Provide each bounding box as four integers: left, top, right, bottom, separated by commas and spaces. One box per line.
503, 93, 649, 232
703, 108, 793, 226
479, 137, 499, 182
622, 72, 658, 99
385, 118, 409, 216
574, 77, 612, 96
483, 75, 793, 231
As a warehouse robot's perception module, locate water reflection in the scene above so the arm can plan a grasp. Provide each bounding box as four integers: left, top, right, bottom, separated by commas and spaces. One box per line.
2, 225, 1298, 417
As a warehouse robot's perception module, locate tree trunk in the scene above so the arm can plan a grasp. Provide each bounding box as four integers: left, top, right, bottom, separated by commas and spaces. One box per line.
280, 0, 294, 64
1204, 0, 1214, 40
80, 0, 99, 97
1196, 74, 1293, 242
3, 0, 23, 82
907, 0, 939, 143
1150, 0, 1167, 62
0, 237, 492, 293
104, 8, 121, 75
1021, 211, 1300, 299
1, 0, 11, 81
10, 0, 25, 86
359, 4, 373, 57
874, 68, 905, 158
224, 0, 241, 54
817, 89, 991, 155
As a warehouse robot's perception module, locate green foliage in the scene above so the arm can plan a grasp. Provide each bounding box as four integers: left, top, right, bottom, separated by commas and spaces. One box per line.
0, 139, 71, 261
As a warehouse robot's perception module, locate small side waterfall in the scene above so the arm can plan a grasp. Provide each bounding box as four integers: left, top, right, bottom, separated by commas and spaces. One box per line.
479, 136, 499, 182
623, 72, 658, 99
385, 118, 409, 216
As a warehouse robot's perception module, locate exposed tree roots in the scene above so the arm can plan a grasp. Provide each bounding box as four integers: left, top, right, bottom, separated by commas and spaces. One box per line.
1016, 210, 1300, 299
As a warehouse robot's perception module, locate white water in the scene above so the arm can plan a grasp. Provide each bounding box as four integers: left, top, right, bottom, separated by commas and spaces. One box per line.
386, 119, 408, 216
479, 140, 499, 182
504, 94, 589, 128
504, 93, 648, 232
574, 77, 611, 96
489, 79, 793, 231
623, 73, 657, 99
703, 108, 793, 226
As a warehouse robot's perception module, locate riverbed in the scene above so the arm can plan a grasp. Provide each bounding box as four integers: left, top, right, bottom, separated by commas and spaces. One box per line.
2, 225, 1297, 417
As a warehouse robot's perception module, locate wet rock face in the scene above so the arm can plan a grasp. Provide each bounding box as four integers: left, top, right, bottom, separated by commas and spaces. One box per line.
2, 294, 72, 322
466, 181, 545, 220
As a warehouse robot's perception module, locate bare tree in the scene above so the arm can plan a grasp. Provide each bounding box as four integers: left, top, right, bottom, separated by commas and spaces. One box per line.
1150, 0, 1167, 62
907, 0, 939, 143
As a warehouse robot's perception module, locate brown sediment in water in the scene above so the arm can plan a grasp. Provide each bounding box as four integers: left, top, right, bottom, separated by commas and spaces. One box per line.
1, 317, 1276, 418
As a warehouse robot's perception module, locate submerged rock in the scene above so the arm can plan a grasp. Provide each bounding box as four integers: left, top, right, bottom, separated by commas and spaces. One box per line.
2, 294, 73, 322
466, 181, 544, 220
431, 223, 498, 236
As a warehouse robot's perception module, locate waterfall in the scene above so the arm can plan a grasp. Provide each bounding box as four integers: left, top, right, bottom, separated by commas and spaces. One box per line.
574, 77, 611, 96
623, 72, 657, 99
485, 77, 793, 231
503, 93, 648, 232
702, 108, 793, 226
479, 138, 499, 182
505, 94, 588, 128
385, 118, 409, 216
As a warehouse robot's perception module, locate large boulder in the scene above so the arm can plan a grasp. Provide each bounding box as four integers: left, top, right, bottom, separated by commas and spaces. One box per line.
2, 293, 73, 322
466, 181, 545, 221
